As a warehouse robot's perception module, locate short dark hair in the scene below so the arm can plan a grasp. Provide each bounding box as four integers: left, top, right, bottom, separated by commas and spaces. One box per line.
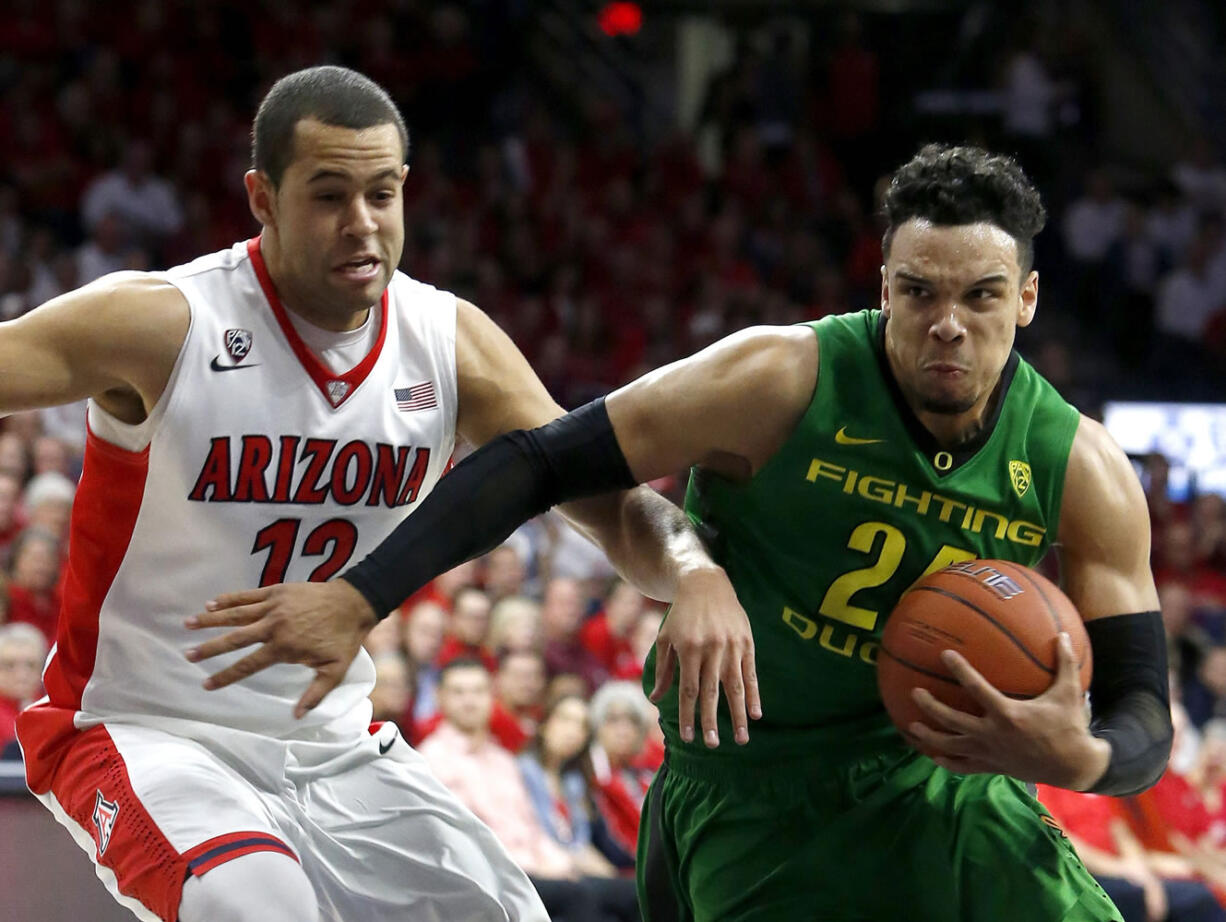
439, 657, 491, 685
252, 65, 409, 187
882, 144, 1047, 274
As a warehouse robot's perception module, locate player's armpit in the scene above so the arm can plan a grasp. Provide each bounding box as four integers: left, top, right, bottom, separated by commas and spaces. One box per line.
605, 324, 819, 484
0, 272, 189, 421
1057, 416, 1160, 620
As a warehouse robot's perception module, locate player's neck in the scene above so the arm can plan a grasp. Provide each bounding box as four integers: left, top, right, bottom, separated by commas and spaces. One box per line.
912, 396, 994, 449
259, 233, 372, 333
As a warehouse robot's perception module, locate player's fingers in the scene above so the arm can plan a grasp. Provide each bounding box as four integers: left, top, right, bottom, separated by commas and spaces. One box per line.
742, 643, 762, 721
676, 645, 703, 744
295, 665, 345, 719
699, 647, 725, 748
200, 645, 280, 690
939, 649, 1009, 712
185, 622, 270, 662
204, 587, 276, 613
1053, 632, 1081, 689
649, 639, 676, 702
722, 652, 749, 745
911, 686, 982, 733
185, 602, 268, 631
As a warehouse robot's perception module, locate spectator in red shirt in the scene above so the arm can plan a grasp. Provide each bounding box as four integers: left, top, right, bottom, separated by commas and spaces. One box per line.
436, 585, 498, 673
369, 651, 413, 727
1038, 784, 1225, 922
0, 621, 47, 754
580, 579, 647, 680
495, 649, 547, 743
587, 681, 661, 860
541, 577, 606, 694
6, 527, 62, 645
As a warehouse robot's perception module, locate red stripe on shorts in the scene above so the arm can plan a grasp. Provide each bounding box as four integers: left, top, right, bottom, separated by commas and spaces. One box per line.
183, 831, 299, 877
43, 724, 188, 922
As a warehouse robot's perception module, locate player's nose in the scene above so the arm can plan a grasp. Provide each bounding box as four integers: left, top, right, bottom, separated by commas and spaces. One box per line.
931, 305, 966, 341
343, 198, 378, 237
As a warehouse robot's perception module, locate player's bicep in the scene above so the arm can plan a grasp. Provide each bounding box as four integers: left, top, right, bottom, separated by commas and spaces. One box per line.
0, 273, 187, 416
454, 299, 565, 447
606, 325, 818, 483
1057, 417, 1160, 620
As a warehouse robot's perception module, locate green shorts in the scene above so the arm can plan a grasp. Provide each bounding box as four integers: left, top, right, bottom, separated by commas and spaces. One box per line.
636, 747, 1122, 922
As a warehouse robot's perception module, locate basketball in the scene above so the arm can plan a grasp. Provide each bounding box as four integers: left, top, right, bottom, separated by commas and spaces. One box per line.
877, 559, 1092, 754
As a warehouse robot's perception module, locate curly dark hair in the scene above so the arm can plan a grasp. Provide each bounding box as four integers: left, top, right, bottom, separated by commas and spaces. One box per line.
882, 144, 1047, 274
252, 65, 409, 187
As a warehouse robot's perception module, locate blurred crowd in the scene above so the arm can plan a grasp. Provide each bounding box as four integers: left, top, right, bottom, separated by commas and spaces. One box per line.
0, 2, 1225, 920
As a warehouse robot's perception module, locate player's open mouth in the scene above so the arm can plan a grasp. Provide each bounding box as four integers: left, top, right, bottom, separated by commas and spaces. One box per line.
334, 256, 381, 282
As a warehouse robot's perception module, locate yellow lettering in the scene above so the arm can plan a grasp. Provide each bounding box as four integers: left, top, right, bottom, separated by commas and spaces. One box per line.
859, 641, 879, 665
961, 506, 975, 529
933, 494, 966, 523
971, 508, 1010, 539
843, 470, 858, 494
819, 623, 856, 657
782, 606, 817, 640
806, 458, 846, 484
1007, 520, 1046, 547
893, 483, 932, 515
857, 475, 895, 504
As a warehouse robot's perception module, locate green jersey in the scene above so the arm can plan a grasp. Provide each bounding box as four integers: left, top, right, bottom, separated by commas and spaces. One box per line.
644, 309, 1081, 765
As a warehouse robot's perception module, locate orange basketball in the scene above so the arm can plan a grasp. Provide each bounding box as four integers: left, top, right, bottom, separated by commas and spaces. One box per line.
877, 559, 1091, 755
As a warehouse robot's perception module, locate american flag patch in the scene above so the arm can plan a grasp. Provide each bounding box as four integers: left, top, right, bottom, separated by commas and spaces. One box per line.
395, 382, 437, 412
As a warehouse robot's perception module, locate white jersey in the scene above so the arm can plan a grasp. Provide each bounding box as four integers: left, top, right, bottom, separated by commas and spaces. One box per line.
38, 238, 458, 743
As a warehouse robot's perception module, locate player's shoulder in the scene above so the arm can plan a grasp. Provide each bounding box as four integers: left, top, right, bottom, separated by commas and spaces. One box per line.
73, 270, 188, 320
164, 240, 251, 282
1062, 414, 1145, 517
713, 323, 817, 368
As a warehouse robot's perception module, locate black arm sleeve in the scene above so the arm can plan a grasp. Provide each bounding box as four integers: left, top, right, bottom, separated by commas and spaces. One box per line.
1085, 611, 1173, 797
341, 398, 637, 619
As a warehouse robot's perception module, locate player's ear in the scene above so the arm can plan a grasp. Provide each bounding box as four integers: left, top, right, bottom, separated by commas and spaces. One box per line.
1017, 270, 1038, 328
245, 170, 277, 228
400, 164, 409, 185
880, 264, 891, 317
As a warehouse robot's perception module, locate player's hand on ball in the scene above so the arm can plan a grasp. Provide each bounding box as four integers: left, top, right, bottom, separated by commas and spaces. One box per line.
650, 566, 761, 748
185, 580, 378, 718
906, 633, 1111, 789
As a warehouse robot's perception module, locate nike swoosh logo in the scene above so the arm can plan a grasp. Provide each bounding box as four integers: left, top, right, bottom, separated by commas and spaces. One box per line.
835, 426, 885, 446
210, 356, 260, 372
378, 734, 397, 755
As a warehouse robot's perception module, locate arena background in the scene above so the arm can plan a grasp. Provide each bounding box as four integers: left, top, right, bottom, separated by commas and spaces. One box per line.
0, 1, 1224, 919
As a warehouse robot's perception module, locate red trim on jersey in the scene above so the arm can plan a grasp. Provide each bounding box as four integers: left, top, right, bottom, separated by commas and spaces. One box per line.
35, 423, 149, 716
45, 725, 189, 922
182, 831, 299, 877
246, 236, 389, 408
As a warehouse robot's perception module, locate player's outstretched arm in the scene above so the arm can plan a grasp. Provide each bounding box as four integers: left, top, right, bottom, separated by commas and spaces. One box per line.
909, 417, 1170, 792
0, 273, 188, 420
190, 311, 817, 732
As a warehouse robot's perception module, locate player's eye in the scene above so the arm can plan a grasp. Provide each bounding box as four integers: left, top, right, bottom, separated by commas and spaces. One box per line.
315, 192, 343, 203
904, 285, 929, 298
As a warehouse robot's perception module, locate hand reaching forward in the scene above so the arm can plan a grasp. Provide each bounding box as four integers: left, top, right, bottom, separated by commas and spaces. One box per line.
906, 633, 1111, 790
649, 567, 762, 748
185, 580, 377, 718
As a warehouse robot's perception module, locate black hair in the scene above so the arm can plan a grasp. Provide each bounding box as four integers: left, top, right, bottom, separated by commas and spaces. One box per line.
882, 144, 1047, 274
252, 65, 409, 187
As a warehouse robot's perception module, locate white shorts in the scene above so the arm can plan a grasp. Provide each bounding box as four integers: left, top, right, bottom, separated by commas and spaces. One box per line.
18, 708, 548, 922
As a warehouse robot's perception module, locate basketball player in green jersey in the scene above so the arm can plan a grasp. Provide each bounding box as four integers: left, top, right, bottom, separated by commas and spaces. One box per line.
194, 145, 1170, 921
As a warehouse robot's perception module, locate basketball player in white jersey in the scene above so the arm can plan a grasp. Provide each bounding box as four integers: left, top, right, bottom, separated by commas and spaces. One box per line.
4, 66, 748, 922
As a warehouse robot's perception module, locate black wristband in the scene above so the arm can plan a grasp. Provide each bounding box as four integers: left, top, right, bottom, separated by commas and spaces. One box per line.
1085, 611, 1172, 797
341, 398, 637, 620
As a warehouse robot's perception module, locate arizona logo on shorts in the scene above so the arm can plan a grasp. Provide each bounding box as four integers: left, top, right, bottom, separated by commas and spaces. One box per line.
92, 790, 120, 855
224, 328, 253, 362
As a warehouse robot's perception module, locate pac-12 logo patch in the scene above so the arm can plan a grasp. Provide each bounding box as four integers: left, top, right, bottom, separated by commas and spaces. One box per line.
1008, 460, 1032, 499
92, 790, 120, 856
224, 328, 253, 362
